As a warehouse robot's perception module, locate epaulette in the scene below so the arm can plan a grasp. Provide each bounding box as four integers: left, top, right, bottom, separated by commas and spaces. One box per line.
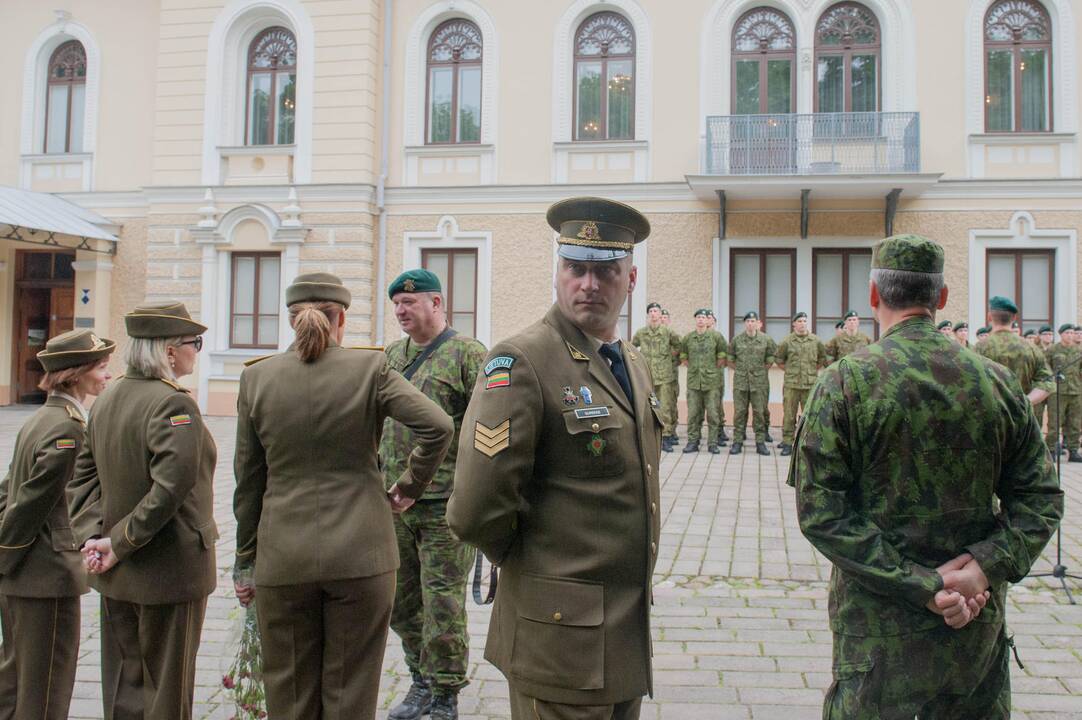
243, 354, 274, 367
157, 377, 190, 393
348, 345, 385, 352
65, 405, 86, 424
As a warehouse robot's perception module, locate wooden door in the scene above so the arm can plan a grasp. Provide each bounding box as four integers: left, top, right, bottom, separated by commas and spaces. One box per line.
50, 287, 75, 337
15, 288, 50, 403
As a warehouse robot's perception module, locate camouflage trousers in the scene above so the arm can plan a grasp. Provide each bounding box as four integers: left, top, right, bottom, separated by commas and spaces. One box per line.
653, 381, 678, 436
1044, 393, 1081, 451
731, 383, 769, 443
781, 386, 811, 445
391, 499, 476, 691
686, 387, 722, 443
825, 622, 1010, 720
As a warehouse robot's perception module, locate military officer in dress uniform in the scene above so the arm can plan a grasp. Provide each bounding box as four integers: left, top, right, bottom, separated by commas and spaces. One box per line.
0, 330, 114, 720
632, 303, 681, 450
69, 302, 217, 720
774, 312, 827, 457
681, 308, 726, 454
825, 310, 872, 362
232, 273, 453, 720
728, 311, 776, 456
448, 196, 662, 720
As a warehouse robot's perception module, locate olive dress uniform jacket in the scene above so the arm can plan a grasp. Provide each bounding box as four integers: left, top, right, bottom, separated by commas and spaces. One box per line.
68, 371, 218, 604
233, 344, 454, 586
0, 396, 87, 598
448, 305, 663, 706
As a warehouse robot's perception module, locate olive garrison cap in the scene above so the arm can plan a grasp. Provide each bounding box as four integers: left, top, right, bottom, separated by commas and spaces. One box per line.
989, 295, 1019, 314
286, 272, 351, 309
37, 329, 116, 372
388, 268, 442, 299
743, 310, 759, 321
953, 322, 968, 331
1039, 324, 1054, 334
646, 302, 662, 312
793, 311, 808, 322
1059, 323, 1075, 335
936, 320, 953, 331
547, 196, 650, 262
694, 308, 711, 318
872, 234, 945, 274
125, 301, 207, 339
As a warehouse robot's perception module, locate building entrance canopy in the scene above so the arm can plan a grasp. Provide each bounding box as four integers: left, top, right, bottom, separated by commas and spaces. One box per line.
0, 186, 117, 255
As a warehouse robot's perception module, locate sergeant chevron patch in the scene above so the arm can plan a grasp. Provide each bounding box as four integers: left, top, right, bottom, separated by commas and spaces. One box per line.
474, 419, 510, 458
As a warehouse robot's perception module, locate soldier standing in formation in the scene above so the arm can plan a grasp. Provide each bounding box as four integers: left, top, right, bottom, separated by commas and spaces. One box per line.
632, 302, 681, 451
449, 197, 662, 720
69, 302, 217, 720
706, 311, 731, 445
953, 321, 969, 346
382, 269, 487, 720
825, 310, 871, 361
936, 319, 955, 338
791, 234, 1063, 718
0, 330, 114, 720
1044, 323, 1082, 462
774, 312, 826, 457
975, 326, 990, 343
232, 274, 453, 720
975, 296, 1054, 407
1039, 324, 1055, 350
728, 311, 775, 456
680, 308, 726, 454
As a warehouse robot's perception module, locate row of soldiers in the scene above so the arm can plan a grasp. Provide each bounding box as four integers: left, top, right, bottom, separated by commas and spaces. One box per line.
631, 305, 872, 457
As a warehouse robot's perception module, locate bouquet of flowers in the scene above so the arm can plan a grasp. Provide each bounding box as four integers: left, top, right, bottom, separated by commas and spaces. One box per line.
223, 568, 266, 720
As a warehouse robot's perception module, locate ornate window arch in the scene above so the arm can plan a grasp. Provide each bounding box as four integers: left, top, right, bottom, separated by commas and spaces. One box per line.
245, 26, 297, 145
731, 8, 796, 114
983, 0, 1052, 132
573, 11, 635, 140
425, 19, 483, 144
814, 2, 881, 112
44, 40, 87, 154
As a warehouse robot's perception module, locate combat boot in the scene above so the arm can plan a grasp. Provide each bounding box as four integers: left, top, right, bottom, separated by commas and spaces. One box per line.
756, 442, 771, 456
388, 675, 432, 720
765, 432, 774, 443
729, 442, 742, 455
779, 443, 792, 456
430, 692, 459, 720
682, 441, 700, 453
661, 437, 673, 453
707, 443, 720, 454
718, 427, 729, 442
1070, 449, 1082, 463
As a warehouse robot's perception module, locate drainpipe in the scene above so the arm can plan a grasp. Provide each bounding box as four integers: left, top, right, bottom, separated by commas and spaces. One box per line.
375, 0, 393, 345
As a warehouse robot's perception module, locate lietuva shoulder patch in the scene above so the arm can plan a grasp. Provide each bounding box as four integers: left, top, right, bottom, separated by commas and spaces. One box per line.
243, 354, 273, 367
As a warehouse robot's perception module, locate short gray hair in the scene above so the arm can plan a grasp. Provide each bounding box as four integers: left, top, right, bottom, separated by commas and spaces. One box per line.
124, 336, 183, 380
869, 268, 944, 312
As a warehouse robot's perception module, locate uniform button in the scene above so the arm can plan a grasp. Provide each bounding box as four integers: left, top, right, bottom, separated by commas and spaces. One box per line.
553, 612, 563, 622
647, 464, 652, 476
651, 502, 657, 515
651, 542, 657, 555
591, 423, 600, 432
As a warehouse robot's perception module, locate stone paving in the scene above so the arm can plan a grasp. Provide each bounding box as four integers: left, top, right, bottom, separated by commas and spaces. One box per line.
1, 405, 1080, 719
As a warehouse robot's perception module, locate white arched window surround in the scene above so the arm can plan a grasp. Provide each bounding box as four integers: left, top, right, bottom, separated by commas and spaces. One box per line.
699, 0, 915, 131
203, 0, 315, 185
20, 18, 101, 188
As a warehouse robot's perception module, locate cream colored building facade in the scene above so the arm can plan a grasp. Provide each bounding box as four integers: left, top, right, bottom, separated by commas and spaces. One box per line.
0, 0, 1079, 416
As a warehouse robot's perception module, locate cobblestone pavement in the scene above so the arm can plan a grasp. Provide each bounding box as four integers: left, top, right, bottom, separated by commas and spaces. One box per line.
1, 405, 1080, 719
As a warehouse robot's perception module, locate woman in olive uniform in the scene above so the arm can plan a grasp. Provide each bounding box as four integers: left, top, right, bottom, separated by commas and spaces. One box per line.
68, 302, 216, 720
0, 329, 114, 720
232, 272, 454, 720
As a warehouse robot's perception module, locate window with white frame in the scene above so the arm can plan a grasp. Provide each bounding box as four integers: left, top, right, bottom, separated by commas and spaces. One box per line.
426, 19, 483, 144
44, 40, 86, 154
246, 26, 297, 146
573, 11, 635, 141
984, 0, 1053, 133
230, 252, 281, 348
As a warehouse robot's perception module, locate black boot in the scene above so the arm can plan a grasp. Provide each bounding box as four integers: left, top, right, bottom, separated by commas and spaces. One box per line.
389, 676, 432, 720
779, 443, 792, 456
682, 441, 700, 453
765, 432, 774, 443
708, 443, 720, 454
1070, 449, 1082, 463
756, 442, 771, 456
729, 442, 742, 455
661, 437, 673, 453
430, 692, 459, 720
718, 427, 729, 442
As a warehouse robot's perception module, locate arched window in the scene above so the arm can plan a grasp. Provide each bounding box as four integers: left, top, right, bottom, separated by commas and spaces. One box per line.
246, 26, 297, 146
573, 12, 635, 141
984, 0, 1052, 132
732, 8, 796, 114
814, 2, 880, 112
426, 19, 483, 144
44, 40, 87, 154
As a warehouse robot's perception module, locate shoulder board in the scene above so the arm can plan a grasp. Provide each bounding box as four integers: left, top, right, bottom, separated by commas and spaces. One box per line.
65, 405, 86, 424
348, 345, 385, 352
243, 354, 274, 367
157, 377, 190, 393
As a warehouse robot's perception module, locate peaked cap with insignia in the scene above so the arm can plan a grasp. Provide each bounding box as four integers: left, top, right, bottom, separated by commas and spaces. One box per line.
37, 328, 116, 372
872, 234, 945, 274
547, 196, 651, 262
125, 301, 207, 338
286, 272, 351, 309
389, 268, 442, 299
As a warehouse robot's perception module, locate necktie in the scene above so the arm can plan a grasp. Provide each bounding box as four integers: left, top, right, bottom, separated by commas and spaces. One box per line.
599, 342, 634, 404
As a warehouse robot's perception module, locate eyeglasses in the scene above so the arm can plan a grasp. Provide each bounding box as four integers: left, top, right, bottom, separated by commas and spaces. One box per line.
179, 337, 203, 352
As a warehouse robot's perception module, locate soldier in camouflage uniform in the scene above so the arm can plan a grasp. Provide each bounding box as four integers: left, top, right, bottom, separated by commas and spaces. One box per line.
707, 312, 731, 445
1033, 324, 1055, 436
774, 312, 826, 456
1039, 324, 1055, 350
632, 302, 682, 450
790, 234, 1063, 719
382, 269, 486, 720
1044, 324, 1082, 462
680, 309, 727, 454
727, 311, 775, 456
936, 319, 954, 339
825, 310, 872, 362
975, 296, 1054, 407
953, 321, 969, 347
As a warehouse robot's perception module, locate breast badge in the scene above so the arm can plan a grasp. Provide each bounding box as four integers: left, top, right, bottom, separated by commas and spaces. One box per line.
563, 386, 579, 405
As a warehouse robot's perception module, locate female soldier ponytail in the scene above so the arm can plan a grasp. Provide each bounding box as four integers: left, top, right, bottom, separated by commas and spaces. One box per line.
289, 302, 342, 363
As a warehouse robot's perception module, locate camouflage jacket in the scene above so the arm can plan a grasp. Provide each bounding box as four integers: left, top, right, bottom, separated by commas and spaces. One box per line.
631, 325, 680, 384
381, 333, 487, 499
775, 333, 827, 389
975, 330, 1055, 395
680, 330, 727, 391
825, 331, 871, 362
728, 331, 776, 388
1045, 342, 1082, 396
789, 316, 1062, 637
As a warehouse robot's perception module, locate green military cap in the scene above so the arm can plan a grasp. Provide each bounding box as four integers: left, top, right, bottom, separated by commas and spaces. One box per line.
36, 328, 116, 372
694, 308, 711, 318
1059, 323, 1074, 334
661, 309, 670, 316
936, 320, 953, 331
835, 320, 844, 329
792, 311, 807, 322
1039, 324, 1054, 334
125, 301, 207, 339
1023, 329, 1036, 338
844, 310, 859, 319
976, 326, 991, 336
743, 310, 759, 321
871, 234, 945, 274
286, 272, 351, 309
953, 322, 968, 331
547, 196, 650, 262
1075, 325, 1082, 332
388, 268, 441, 299
988, 295, 1018, 314
647, 302, 662, 312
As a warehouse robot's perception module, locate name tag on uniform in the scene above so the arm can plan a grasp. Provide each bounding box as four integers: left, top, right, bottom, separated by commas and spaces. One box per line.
574, 406, 610, 420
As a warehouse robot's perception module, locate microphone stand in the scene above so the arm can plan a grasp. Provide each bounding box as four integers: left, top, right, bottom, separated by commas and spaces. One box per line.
1030, 349, 1082, 604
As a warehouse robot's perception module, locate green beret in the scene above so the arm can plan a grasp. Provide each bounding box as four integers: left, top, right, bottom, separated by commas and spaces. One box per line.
694, 308, 711, 318
647, 302, 662, 312
988, 295, 1018, 314
743, 310, 759, 321
1059, 323, 1074, 334
1074, 325, 1082, 332
792, 311, 807, 322
389, 269, 442, 299
937, 320, 953, 331
976, 326, 991, 336
286, 272, 351, 309
1023, 329, 1036, 337
835, 320, 844, 329
1039, 325, 1054, 334
953, 322, 968, 331
547, 196, 650, 262
125, 301, 207, 339
37, 329, 116, 372
844, 310, 859, 320
872, 234, 945, 274
661, 309, 671, 316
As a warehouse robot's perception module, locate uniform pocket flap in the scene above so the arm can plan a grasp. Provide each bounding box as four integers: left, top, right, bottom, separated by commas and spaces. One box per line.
562, 408, 621, 436
50, 525, 77, 552
833, 658, 874, 679
517, 574, 603, 627
196, 521, 219, 550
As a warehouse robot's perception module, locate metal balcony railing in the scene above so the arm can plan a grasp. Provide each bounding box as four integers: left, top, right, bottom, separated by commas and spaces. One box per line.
702, 112, 920, 176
